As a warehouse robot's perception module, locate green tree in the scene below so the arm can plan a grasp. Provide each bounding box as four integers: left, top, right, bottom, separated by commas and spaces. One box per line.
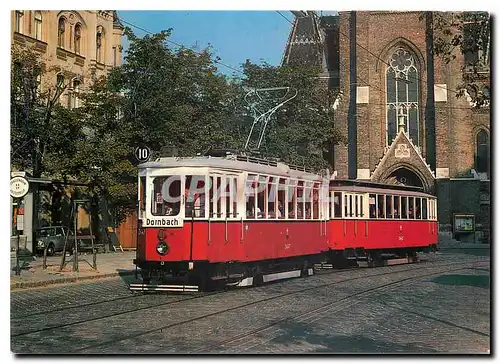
429, 11, 490, 107
11, 45, 79, 178
108, 28, 240, 158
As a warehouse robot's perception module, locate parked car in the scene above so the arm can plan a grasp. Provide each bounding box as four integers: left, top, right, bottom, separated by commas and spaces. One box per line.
35, 226, 74, 256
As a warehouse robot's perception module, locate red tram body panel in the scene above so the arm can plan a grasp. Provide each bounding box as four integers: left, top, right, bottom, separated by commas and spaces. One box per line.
137, 220, 327, 264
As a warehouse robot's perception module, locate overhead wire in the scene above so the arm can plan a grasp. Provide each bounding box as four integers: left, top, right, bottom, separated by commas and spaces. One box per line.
119, 17, 246, 77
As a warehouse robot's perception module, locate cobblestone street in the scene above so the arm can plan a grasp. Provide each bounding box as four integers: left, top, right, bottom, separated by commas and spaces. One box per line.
11, 248, 490, 354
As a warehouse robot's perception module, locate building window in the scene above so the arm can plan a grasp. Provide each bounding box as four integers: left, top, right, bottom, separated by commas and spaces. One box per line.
36, 73, 42, 97
476, 129, 489, 175
15, 11, 24, 33
112, 46, 117, 67
74, 23, 82, 54
56, 73, 64, 88
96, 27, 103, 63
56, 73, 65, 104
386, 47, 420, 145
69, 79, 81, 109
58, 17, 66, 48
34, 11, 42, 40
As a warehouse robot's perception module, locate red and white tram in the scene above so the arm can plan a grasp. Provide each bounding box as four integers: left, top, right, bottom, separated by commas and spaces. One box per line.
131, 151, 438, 292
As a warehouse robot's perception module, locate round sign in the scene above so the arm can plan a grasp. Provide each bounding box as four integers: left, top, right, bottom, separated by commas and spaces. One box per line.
135, 146, 151, 162
10, 176, 29, 198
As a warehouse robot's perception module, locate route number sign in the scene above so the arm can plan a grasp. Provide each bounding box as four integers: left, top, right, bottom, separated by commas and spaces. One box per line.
135, 146, 151, 163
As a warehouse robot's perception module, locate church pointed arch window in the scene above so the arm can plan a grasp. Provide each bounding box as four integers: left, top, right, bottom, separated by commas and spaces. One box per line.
386, 47, 420, 145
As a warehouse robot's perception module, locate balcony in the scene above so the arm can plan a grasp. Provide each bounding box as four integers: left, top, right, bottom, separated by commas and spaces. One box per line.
12, 32, 47, 54
56, 47, 86, 67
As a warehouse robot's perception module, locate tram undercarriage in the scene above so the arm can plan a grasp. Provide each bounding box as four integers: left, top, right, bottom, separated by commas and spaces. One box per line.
325, 244, 437, 268
130, 254, 320, 292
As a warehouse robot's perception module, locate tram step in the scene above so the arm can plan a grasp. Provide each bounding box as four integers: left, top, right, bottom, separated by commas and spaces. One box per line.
129, 283, 199, 292
211, 273, 245, 281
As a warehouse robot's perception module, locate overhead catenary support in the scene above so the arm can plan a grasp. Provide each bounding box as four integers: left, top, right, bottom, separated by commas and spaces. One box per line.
244, 87, 298, 151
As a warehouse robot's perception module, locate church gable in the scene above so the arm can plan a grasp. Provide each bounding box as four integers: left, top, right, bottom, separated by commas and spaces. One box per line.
371, 130, 435, 191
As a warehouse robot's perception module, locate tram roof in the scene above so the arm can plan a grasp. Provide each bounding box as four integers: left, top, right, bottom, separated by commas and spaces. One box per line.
139, 155, 325, 181
330, 179, 435, 198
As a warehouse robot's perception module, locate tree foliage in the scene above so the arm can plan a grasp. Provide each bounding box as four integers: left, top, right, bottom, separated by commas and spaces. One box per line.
428, 11, 490, 107
11, 45, 79, 178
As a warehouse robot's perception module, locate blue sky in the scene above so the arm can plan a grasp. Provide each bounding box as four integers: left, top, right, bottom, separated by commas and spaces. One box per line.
117, 11, 298, 77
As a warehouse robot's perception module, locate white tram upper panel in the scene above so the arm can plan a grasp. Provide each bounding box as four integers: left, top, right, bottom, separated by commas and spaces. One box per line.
138, 154, 326, 182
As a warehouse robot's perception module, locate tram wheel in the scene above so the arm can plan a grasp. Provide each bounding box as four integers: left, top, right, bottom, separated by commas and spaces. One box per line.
253, 272, 264, 287
300, 261, 310, 278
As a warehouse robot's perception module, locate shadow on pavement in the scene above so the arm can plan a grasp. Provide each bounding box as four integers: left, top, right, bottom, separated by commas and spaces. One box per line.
261, 320, 438, 353
431, 274, 490, 289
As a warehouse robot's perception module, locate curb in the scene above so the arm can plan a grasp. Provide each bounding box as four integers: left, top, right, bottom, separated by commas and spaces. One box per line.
10, 270, 135, 290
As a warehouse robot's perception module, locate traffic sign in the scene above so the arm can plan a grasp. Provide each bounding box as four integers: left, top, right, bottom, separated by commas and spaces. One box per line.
135, 146, 151, 162
10, 176, 29, 198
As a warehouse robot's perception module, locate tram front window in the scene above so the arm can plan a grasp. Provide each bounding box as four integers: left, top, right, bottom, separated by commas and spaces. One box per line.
152, 176, 181, 216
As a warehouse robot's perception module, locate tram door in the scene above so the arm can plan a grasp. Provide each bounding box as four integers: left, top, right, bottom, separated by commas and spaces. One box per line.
185, 175, 207, 261
206, 174, 243, 262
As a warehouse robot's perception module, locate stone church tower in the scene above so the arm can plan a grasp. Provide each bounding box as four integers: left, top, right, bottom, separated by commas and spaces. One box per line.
283, 11, 490, 242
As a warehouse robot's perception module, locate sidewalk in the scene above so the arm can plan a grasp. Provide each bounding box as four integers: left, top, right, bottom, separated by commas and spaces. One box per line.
10, 250, 136, 290
437, 233, 490, 250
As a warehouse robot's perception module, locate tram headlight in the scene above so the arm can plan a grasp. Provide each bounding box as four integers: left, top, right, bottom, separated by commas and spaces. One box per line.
156, 241, 169, 255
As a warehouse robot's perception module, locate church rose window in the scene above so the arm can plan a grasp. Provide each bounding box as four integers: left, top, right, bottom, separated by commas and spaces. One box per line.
386, 47, 420, 145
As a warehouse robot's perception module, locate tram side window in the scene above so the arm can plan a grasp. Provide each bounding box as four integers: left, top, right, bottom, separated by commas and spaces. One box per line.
152, 176, 181, 216
313, 185, 319, 219
304, 184, 312, 219
139, 176, 146, 214
287, 180, 297, 219
422, 198, 428, 219
360, 195, 364, 217
377, 194, 385, 218
209, 176, 214, 217
246, 175, 257, 218
386, 195, 393, 218
369, 194, 376, 218
216, 176, 222, 218
344, 194, 348, 217
268, 177, 277, 218
415, 198, 422, 219
349, 194, 353, 217
297, 182, 304, 219
278, 178, 286, 219
354, 195, 359, 217
185, 175, 206, 218
231, 177, 238, 218
408, 197, 415, 219
401, 196, 408, 219
334, 192, 342, 218
257, 175, 267, 218
394, 196, 401, 219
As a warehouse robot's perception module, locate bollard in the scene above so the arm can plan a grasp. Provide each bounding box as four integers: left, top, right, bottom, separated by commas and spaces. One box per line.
93, 248, 97, 270
43, 245, 48, 270
73, 240, 79, 272
15, 235, 21, 276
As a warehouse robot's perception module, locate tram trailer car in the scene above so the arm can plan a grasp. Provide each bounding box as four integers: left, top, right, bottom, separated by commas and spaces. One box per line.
326, 180, 438, 267
131, 152, 331, 292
